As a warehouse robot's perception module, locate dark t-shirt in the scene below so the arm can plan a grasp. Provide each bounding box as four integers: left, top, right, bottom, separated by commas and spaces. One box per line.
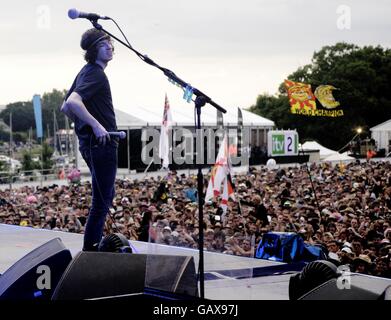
65, 63, 117, 148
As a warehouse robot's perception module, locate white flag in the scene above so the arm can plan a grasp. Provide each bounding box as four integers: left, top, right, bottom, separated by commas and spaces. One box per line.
205, 134, 231, 202
159, 94, 173, 169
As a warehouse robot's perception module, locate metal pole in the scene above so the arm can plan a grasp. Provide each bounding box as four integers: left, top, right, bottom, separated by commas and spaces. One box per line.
65, 115, 69, 157
195, 95, 207, 299
9, 112, 12, 191
53, 110, 56, 155
127, 128, 130, 174
9, 111, 13, 159
74, 132, 79, 170
40, 137, 44, 188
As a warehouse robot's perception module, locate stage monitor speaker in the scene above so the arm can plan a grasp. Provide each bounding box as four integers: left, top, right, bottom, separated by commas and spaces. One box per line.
52, 252, 198, 300
299, 274, 391, 300
379, 285, 391, 300
0, 238, 72, 300
289, 260, 338, 300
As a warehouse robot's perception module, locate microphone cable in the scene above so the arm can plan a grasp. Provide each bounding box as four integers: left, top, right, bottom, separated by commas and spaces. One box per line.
108, 18, 148, 62
106, 17, 203, 293
106, 17, 182, 83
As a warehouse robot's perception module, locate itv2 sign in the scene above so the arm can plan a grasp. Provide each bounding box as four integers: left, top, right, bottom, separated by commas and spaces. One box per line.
267, 130, 298, 156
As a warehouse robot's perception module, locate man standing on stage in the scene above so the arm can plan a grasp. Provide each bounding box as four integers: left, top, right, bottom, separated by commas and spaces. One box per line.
61, 28, 118, 251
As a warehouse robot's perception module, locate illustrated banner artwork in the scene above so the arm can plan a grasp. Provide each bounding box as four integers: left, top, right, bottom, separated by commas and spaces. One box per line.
284, 80, 344, 117
314, 85, 340, 109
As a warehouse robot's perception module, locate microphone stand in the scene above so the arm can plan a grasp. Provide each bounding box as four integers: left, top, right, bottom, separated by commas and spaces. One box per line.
90, 19, 227, 299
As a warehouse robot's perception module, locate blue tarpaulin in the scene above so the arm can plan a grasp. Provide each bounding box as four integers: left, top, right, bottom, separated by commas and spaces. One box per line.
256, 232, 327, 263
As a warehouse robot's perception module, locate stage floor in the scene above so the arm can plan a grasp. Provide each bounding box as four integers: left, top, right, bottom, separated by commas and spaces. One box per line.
0, 224, 295, 300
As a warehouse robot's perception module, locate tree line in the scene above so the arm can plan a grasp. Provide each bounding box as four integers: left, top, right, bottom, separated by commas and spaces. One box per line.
2, 42, 391, 152
249, 42, 391, 150
0, 89, 67, 142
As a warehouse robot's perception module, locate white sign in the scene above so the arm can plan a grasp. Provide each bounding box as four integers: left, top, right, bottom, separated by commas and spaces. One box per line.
268, 130, 298, 156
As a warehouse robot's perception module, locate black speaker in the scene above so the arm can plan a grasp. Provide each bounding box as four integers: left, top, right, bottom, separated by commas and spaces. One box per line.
296, 271, 391, 300
289, 260, 338, 300
0, 238, 72, 300
52, 252, 198, 300
379, 285, 391, 300
299, 277, 380, 300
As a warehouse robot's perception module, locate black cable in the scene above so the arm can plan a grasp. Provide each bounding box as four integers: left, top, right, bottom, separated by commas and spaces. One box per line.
92, 19, 225, 114
299, 144, 322, 227
108, 18, 170, 72
196, 255, 201, 293
193, 103, 203, 287
193, 105, 202, 291
92, 19, 139, 236
108, 18, 133, 49
104, 17, 209, 296
110, 17, 200, 110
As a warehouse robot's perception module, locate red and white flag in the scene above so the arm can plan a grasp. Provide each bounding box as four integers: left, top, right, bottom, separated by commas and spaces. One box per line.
220, 174, 235, 215
205, 134, 235, 216
159, 94, 173, 169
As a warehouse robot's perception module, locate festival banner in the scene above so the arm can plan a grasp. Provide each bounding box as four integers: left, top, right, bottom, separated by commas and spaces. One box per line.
284, 80, 343, 117
32, 94, 43, 138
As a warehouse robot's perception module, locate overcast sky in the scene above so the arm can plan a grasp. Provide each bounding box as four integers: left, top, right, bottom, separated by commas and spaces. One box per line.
0, 0, 390, 115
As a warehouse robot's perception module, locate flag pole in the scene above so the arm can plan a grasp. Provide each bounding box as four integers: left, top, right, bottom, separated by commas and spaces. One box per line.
236, 107, 244, 216
40, 137, 44, 188
9, 111, 13, 191
143, 158, 154, 177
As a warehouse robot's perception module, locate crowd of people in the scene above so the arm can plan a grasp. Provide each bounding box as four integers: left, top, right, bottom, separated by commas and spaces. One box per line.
0, 159, 390, 278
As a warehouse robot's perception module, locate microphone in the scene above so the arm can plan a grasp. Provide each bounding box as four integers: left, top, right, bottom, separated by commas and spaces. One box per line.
68, 8, 110, 21
108, 131, 126, 139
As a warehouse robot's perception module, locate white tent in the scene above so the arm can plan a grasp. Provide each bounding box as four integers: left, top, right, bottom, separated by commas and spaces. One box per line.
0, 155, 21, 171
76, 106, 275, 172
301, 141, 337, 160
370, 119, 391, 155
322, 152, 355, 162
116, 105, 275, 128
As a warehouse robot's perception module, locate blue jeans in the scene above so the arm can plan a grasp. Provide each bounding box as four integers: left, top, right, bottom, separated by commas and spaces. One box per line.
80, 138, 118, 251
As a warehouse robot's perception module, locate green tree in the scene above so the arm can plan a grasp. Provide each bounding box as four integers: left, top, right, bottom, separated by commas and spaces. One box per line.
21, 152, 36, 175
0, 101, 34, 132
41, 142, 54, 173
0, 160, 10, 172
41, 89, 68, 133
0, 160, 10, 183
0, 129, 10, 141
249, 43, 391, 150
0, 88, 68, 140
